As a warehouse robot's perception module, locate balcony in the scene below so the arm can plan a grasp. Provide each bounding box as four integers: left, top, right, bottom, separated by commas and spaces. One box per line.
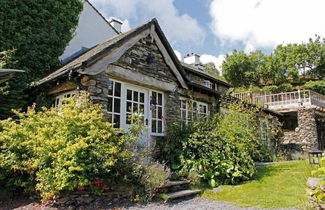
233, 90, 325, 112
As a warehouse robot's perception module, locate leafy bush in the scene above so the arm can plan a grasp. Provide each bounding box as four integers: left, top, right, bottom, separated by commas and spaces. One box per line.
132, 161, 170, 202
0, 92, 138, 200
310, 158, 325, 204
304, 81, 325, 95
155, 121, 194, 171
180, 113, 256, 186
156, 103, 281, 187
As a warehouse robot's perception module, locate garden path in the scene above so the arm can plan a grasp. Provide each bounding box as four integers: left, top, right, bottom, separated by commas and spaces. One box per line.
119, 197, 299, 210
8, 196, 299, 210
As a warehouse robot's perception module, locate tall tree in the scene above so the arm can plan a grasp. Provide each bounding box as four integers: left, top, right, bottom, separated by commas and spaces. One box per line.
0, 0, 83, 119
222, 50, 263, 87
203, 62, 220, 78
222, 35, 325, 88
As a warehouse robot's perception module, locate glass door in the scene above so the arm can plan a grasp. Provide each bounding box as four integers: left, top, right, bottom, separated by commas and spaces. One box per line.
123, 84, 149, 148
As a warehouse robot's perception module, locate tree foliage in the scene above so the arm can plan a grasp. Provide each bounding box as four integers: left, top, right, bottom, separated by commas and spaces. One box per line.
0, 0, 83, 119
204, 62, 220, 78
222, 36, 325, 88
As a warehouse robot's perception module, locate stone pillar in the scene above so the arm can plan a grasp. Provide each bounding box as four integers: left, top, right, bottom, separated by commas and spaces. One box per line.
283, 108, 318, 152
297, 108, 318, 151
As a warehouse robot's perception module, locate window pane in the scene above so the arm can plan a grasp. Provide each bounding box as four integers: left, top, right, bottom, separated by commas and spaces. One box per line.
114, 82, 121, 97
133, 91, 139, 102
152, 106, 157, 118
203, 105, 207, 114
126, 102, 132, 112
108, 81, 114, 96
140, 104, 144, 114
158, 93, 162, 105
182, 110, 186, 120
107, 114, 113, 123
152, 92, 157, 104
107, 97, 113, 112
127, 89, 132, 100
188, 111, 193, 121
140, 93, 144, 103
193, 102, 197, 110
113, 114, 120, 128
158, 107, 162, 119
152, 120, 157, 132
126, 114, 132, 124
181, 100, 186, 109
193, 112, 197, 120
114, 98, 120, 113
133, 103, 138, 113
158, 120, 162, 133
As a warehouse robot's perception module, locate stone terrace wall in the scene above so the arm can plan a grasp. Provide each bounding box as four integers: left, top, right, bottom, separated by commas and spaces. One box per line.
282, 108, 318, 151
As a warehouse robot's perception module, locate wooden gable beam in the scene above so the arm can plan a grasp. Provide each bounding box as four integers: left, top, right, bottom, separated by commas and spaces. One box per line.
150, 25, 188, 89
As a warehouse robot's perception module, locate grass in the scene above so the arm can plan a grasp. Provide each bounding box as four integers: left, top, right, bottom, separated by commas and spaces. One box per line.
201, 160, 312, 208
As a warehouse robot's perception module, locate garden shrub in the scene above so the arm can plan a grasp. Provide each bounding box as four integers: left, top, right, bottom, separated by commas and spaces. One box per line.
132, 160, 171, 202
155, 121, 194, 171
303, 81, 325, 95
310, 158, 325, 204
156, 103, 281, 187
0, 92, 139, 200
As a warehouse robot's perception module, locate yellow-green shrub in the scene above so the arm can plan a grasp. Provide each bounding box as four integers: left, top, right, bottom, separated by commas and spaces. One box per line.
0, 92, 137, 200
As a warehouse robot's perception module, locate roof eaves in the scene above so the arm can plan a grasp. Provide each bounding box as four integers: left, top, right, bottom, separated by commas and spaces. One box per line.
188, 81, 222, 96
182, 63, 231, 87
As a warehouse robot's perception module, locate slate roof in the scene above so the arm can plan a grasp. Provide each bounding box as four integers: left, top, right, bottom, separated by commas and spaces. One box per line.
36, 18, 188, 86
181, 61, 231, 88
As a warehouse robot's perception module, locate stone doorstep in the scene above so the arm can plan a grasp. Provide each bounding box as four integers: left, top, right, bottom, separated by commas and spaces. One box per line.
166, 189, 202, 200
162, 180, 189, 188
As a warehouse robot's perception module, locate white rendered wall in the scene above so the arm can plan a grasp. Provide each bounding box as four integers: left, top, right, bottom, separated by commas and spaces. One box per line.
60, 0, 118, 62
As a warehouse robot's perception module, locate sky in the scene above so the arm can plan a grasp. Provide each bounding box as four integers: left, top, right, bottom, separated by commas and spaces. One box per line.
89, 0, 325, 70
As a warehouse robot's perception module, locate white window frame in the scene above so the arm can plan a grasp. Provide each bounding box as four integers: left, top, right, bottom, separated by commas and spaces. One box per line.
180, 97, 209, 124
54, 90, 78, 107
203, 80, 213, 89
150, 90, 165, 136
107, 78, 165, 136
107, 79, 122, 128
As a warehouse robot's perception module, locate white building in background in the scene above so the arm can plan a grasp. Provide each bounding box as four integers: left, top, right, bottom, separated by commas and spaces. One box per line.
60, 0, 119, 63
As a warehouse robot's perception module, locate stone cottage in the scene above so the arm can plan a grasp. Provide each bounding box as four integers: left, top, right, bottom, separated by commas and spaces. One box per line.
36, 19, 234, 147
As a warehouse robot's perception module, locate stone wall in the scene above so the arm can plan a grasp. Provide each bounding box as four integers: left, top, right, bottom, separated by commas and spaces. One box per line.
116, 35, 177, 84
282, 108, 318, 151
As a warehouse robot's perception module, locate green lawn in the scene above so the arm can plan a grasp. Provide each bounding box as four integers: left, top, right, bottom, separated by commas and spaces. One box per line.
201, 161, 311, 208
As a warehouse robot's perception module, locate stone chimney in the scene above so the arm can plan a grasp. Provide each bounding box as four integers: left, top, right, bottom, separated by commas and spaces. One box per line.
184, 53, 204, 71
109, 18, 123, 33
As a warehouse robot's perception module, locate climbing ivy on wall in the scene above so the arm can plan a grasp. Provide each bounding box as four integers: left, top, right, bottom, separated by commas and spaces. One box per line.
0, 0, 83, 119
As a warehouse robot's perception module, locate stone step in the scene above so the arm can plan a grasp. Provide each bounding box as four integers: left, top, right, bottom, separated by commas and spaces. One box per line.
166, 189, 201, 200
162, 180, 189, 188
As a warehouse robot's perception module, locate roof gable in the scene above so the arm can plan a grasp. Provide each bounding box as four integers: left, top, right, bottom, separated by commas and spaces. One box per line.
36, 19, 188, 89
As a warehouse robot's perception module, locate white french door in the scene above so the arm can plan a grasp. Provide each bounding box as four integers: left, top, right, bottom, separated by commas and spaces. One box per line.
121, 84, 150, 147
107, 78, 165, 147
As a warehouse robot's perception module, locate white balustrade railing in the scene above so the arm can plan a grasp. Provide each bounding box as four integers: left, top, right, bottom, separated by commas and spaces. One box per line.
233, 90, 325, 110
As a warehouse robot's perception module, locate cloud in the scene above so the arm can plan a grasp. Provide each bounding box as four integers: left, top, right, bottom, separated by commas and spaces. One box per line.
200, 54, 225, 71
174, 50, 182, 61
209, 0, 325, 50
90, 0, 205, 45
